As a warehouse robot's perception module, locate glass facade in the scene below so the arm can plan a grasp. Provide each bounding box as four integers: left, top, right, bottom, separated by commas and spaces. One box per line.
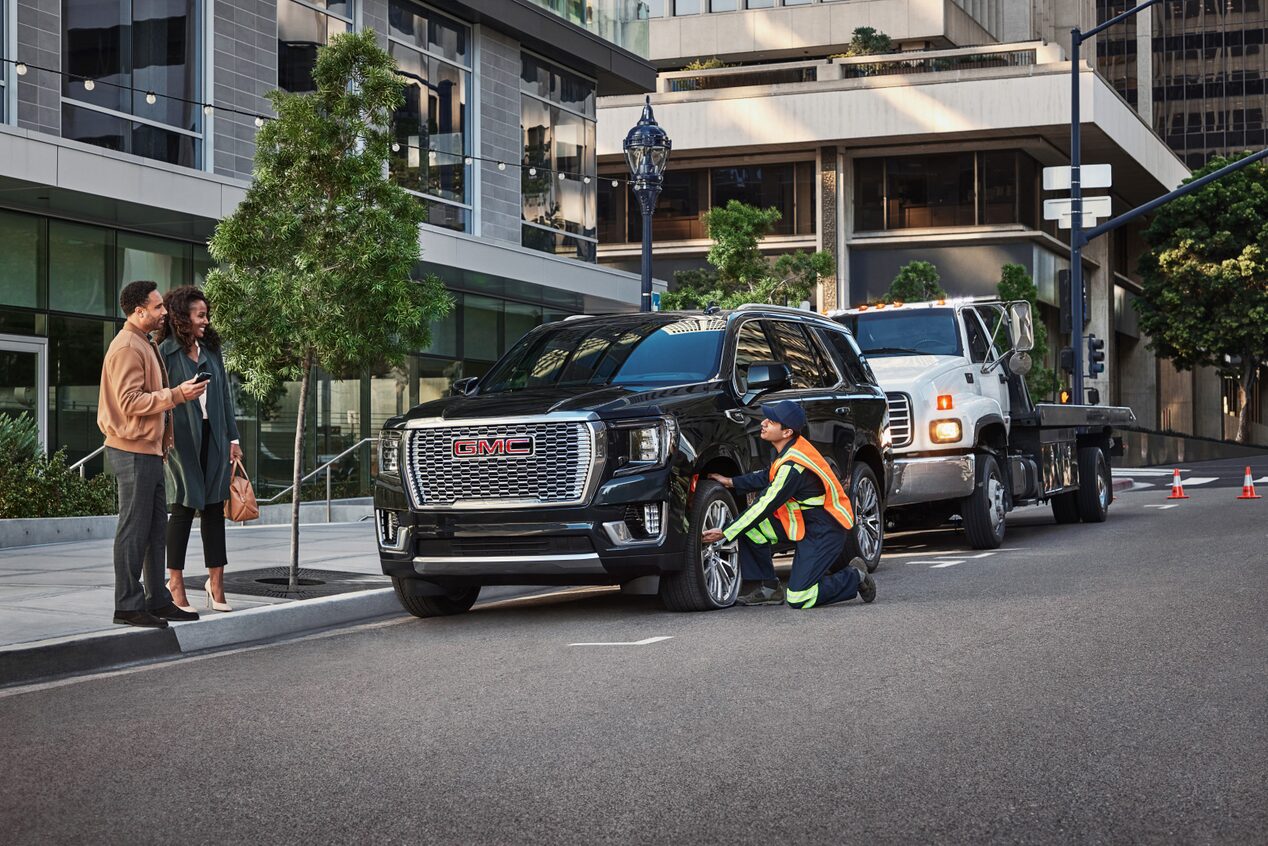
278, 0, 352, 93
853, 151, 1038, 232
61, 0, 203, 167
387, 0, 473, 233
597, 161, 816, 244
521, 52, 598, 262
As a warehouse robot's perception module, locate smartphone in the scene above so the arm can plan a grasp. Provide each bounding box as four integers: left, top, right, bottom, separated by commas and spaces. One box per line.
194, 371, 212, 384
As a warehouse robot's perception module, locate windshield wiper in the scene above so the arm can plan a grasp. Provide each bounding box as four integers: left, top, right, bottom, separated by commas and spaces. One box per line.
864, 346, 921, 355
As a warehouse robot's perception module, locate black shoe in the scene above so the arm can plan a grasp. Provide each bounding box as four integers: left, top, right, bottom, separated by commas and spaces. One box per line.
736, 583, 785, 606
854, 563, 876, 604
150, 603, 200, 622
113, 610, 169, 628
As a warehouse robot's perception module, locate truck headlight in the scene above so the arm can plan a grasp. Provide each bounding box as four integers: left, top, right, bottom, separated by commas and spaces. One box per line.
930, 419, 962, 444
630, 425, 664, 462
379, 430, 402, 475
615, 418, 676, 474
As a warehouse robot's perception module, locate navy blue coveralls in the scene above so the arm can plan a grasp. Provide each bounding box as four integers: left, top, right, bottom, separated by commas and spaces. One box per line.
723, 440, 864, 609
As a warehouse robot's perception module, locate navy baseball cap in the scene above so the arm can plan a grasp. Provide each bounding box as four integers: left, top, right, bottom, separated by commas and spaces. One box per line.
760, 400, 806, 434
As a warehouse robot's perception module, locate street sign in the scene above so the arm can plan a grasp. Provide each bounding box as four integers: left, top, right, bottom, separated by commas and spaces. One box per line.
1058, 211, 1100, 229
1044, 195, 1112, 220
651, 291, 661, 312
1043, 164, 1112, 191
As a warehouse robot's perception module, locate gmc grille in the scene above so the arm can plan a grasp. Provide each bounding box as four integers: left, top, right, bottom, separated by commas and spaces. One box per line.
886, 392, 913, 447
405, 421, 598, 508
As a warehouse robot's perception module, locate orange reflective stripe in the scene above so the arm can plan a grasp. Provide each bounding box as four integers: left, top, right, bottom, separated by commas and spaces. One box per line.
769, 437, 855, 533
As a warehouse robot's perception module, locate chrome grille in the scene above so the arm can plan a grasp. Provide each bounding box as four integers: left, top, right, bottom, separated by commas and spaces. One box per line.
886, 392, 913, 447
405, 421, 597, 508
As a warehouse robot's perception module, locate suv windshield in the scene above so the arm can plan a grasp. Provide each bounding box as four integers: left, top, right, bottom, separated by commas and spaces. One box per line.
842, 310, 962, 357
479, 316, 727, 393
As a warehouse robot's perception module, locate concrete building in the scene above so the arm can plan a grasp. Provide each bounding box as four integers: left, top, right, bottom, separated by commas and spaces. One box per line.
597, 0, 1266, 442
0, 0, 657, 493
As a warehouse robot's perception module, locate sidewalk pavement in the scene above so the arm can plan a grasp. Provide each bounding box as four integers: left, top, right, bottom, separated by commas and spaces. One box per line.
0, 521, 398, 688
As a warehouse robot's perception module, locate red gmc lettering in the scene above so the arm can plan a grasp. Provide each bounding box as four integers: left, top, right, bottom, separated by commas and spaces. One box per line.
452, 437, 534, 457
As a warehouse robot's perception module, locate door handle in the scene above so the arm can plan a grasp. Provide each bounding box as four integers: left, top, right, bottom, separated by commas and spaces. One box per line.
724, 409, 747, 424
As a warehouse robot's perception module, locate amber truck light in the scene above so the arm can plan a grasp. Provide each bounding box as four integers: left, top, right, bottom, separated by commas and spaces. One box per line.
936, 395, 953, 411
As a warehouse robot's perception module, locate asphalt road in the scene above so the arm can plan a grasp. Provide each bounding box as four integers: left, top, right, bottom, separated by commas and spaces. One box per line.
2, 483, 1265, 845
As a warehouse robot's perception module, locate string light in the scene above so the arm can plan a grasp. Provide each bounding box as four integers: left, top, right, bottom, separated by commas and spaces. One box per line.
463, 156, 473, 165
497, 162, 506, 171
83, 79, 95, 91
254, 115, 264, 127
145, 91, 157, 104
202, 104, 213, 115
391, 141, 400, 152
528, 167, 537, 176
15, 62, 27, 75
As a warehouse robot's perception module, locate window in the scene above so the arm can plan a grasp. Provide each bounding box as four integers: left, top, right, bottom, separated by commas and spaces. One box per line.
963, 311, 992, 363
769, 321, 833, 389
818, 328, 869, 387
118, 232, 191, 294
843, 310, 962, 358
521, 52, 597, 261
62, 0, 203, 167
387, 0, 472, 232
278, 0, 352, 93
0, 212, 40, 309
732, 320, 777, 391
49, 222, 111, 316
712, 163, 815, 235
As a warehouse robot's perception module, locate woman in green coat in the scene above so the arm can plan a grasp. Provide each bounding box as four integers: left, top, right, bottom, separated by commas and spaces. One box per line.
157, 286, 242, 612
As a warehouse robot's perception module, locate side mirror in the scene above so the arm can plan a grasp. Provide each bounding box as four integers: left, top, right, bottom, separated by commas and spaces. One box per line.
1008, 302, 1035, 352
743, 361, 791, 399
451, 376, 479, 396
1006, 350, 1033, 377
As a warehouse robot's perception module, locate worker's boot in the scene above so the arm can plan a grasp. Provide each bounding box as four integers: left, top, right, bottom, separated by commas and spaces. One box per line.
852, 558, 876, 603
736, 581, 785, 606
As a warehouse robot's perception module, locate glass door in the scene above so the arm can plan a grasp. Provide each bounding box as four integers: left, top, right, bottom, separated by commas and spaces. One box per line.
0, 334, 49, 450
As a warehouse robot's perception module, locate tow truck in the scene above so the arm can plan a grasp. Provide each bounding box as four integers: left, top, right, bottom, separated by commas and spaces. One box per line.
831, 297, 1136, 549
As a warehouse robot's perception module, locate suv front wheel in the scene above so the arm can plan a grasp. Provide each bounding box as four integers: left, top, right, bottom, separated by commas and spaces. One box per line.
660, 480, 742, 612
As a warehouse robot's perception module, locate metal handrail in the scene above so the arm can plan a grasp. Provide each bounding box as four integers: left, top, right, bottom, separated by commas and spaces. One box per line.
69, 445, 106, 478
262, 437, 378, 522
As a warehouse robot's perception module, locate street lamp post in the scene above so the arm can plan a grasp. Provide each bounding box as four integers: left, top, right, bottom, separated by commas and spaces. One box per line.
623, 96, 671, 312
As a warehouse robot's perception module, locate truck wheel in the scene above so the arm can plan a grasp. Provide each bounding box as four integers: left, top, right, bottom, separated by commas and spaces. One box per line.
1051, 492, 1080, 524
845, 463, 884, 573
962, 453, 1006, 549
391, 577, 480, 618
1075, 447, 1111, 523
660, 480, 741, 612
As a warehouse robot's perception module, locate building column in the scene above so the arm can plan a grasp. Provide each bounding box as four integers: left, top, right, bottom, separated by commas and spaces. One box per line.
1135, 3, 1154, 128
817, 145, 840, 311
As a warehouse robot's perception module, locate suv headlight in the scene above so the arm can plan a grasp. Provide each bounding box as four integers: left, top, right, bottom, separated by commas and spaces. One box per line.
379, 430, 402, 475
615, 418, 677, 474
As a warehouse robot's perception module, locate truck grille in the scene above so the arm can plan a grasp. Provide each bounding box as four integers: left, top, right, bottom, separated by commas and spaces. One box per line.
886, 392, 913, 448
405, 421, 597, 508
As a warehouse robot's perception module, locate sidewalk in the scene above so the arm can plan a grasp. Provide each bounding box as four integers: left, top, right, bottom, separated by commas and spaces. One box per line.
0, 521, 396, 687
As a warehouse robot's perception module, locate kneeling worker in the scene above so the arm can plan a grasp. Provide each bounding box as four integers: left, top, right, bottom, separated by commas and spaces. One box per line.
701, 400, 876, 609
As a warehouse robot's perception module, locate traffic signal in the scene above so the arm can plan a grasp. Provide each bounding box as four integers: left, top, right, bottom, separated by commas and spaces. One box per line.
1058, 388, 1073, 404
1057, 270, 1090, 334
1059, 346, 1075, 375
1087, 334, 1105, 376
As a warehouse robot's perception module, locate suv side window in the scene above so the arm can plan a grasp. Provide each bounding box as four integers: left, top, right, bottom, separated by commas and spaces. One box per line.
818, 328, 867, 387
769, 321, 834, 389
733, 319, 778, 392
963, 310, 992, 364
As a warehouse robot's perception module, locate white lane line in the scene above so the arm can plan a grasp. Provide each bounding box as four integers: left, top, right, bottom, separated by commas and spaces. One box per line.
1114, 468, 1186, 476
1144, 504, 1180, 510
1254, 477, 1268, 485
929, 561, 963, 568
1179, 476, 1218, 486
569, 636, 674, 647
929, 552, 998, 569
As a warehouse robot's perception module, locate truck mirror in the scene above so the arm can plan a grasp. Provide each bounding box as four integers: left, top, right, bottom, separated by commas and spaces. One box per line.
1007, 350, 1033, 377
1008, 302, 1035, 352
450, 376, 479, 396
743, 361, 791, 399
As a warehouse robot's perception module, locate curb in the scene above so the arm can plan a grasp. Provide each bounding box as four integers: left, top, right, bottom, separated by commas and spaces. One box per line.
0, 587, 398, 689
1112, 478, 1133, 493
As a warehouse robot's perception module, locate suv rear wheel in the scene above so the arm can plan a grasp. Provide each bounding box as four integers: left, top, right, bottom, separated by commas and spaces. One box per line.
660, 480, 741, 612
844, 463, 884, 573
391, 577, 480, 618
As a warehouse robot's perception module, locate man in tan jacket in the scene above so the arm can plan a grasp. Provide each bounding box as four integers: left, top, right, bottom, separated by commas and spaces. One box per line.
100, 280, 209, 628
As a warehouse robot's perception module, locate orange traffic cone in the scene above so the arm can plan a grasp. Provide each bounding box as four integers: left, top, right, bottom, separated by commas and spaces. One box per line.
1237, 466, 1262, 499
1167, 469, 1189, 500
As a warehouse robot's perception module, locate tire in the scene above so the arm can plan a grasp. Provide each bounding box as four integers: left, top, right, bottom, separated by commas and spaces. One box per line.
660, 480, 742, 612
391, 577, 480, 618
1075, 446, 1111, 523
1051, 491, 1080, 524
845, 462, 884, 573
962, 452, 1007, 549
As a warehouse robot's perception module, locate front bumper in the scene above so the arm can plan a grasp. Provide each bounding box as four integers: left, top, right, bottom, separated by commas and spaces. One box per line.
887, 453, 976, 506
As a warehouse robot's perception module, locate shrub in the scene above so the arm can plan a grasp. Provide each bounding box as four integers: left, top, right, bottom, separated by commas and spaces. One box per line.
0, 415, 117, 519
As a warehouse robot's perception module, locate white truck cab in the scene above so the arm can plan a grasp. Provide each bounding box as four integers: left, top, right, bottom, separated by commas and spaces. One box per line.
831, 297, 1133, 549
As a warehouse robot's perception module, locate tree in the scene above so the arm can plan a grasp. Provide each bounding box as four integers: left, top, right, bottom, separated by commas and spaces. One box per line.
205, 30, 453, 589
1136, 152, 1268, 443
883, 260, 946, 303
661, 200, 834, 310
843, 26, 893, 57
997, 263, 1059, 400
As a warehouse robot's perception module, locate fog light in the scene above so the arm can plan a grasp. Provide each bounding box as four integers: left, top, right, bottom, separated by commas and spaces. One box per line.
377, 509, 399, 546
643, 503, 662, 536
930, 419, 962, 443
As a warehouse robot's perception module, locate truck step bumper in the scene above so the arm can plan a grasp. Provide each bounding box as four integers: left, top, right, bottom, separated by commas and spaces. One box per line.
888, 454, 976, 506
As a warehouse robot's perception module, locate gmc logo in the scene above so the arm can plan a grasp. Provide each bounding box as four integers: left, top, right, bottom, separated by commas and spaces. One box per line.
451, 436, 535, 458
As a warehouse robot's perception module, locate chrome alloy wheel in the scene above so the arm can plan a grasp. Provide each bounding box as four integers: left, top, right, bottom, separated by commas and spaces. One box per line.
988, 472, 1007, 537
853, 475, 883, 562
702, 499, 741, 605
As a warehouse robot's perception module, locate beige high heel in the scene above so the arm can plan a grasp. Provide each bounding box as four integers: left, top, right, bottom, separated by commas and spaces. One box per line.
205, 578, 233, 612
166, 580, 197, 614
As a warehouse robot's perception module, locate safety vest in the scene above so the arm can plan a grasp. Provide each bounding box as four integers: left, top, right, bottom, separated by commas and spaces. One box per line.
769, 437, 855, 541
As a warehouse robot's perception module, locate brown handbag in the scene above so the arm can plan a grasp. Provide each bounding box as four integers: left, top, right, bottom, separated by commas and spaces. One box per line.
227, 458, 260, 522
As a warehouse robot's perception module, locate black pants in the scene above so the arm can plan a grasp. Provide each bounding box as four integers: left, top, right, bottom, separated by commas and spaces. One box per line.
166, 419, 228, 571
108, 447, 173, 612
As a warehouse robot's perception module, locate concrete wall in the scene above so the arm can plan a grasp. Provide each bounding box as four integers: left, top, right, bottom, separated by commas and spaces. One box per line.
15, 0, 59, 137
1157, 359, 1195, 435
478, 28, 525, 246
212, 0, 278, 181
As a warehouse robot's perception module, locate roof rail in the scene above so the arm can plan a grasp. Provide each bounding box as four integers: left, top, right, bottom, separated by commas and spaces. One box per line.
733, 303, 816, 316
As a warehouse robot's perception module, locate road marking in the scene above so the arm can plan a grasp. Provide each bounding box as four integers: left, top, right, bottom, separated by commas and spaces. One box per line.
1144, 504, 1180, 510
929, 561, 963, 568
569, 636, 674, 647
1114, 468, 1185, 477
1179, 476, 1218, 486
929, 552, 998, 569
1254, 477, 1268, 485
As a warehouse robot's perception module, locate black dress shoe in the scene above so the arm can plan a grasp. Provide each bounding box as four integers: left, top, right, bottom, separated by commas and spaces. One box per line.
150, 603, 200, 622
113, 610, 169, 628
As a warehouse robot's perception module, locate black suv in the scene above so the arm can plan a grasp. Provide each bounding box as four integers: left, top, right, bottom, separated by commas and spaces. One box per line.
374, 305, 890, 616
